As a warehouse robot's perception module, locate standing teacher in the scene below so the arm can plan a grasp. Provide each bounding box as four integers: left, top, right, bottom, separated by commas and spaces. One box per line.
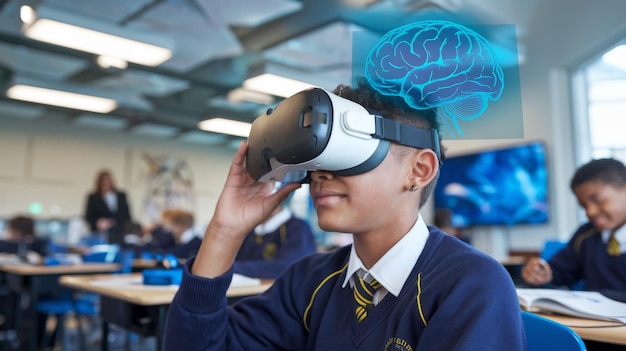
84, 169, 132, 245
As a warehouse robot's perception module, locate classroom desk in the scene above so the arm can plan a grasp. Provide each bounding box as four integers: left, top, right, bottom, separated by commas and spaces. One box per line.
131, 258, 188, 271
59, 273, 273, 351
131, 258, 158, 270
0, 263, 120, 351
537, 312, 626, 346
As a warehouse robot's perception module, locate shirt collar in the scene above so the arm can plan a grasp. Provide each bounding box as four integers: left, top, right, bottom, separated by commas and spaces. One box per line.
178, 227, 195, 244
342, 214, 430, 297
254, 207, 292, 235
602, 224, 626, 251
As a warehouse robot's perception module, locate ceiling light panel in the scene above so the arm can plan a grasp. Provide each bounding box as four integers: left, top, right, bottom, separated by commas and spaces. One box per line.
198, 118, 251, 138
22, 4, 173, 66
7, 85, 117, 113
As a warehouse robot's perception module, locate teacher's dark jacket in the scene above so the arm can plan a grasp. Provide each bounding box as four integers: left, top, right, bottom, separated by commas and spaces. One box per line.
84, 191, 131, 244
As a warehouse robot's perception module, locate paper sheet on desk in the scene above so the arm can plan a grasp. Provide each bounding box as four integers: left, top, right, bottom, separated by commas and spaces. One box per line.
90, 275, 179, 290
231, 273, 261, 287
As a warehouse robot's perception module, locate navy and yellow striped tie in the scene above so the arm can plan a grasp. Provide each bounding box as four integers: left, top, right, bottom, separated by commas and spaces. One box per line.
353, 276, 381, 322
608, 232, 621, 256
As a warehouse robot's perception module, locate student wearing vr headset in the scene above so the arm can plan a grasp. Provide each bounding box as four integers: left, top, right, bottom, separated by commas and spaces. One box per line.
163, 77, 524, 350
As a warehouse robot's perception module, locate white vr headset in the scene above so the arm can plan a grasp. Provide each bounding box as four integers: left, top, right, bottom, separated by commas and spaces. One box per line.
246, 88, 441, 183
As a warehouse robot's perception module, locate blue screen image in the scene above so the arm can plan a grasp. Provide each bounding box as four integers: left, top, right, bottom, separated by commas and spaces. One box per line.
434, 141, 549, 227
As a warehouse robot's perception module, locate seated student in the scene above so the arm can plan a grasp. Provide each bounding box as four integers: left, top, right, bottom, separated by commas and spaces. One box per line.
163, 79, 525, 350
141, 209, 178, 250
234, 203, 316, 279
160, 209, 202, 259
0, 215, 48, 257
522, 158, 626, 295
122, 210, 178, 257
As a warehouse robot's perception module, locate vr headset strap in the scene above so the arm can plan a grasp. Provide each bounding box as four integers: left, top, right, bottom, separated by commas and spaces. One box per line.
372, 116, 441, 161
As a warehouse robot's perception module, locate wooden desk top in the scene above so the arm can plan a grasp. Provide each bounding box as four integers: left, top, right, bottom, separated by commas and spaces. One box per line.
0, 263, 120, 276
59, 273, 273, 306
498, 256, 527, 266
538, 313, 626, 345
131, 258, 188, 270
132, 259, 158, 269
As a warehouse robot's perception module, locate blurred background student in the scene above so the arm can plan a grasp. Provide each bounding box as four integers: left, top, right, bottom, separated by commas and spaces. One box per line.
84, 169, 132, 245
124, 209, 200, 260
234, 202, 316, 279
0, 215, 48, 257
160, 209, 201, 259
521, 159, 626, 351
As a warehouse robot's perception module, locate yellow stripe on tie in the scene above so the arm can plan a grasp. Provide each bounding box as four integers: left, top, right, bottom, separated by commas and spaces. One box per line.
353, 276, 380, 322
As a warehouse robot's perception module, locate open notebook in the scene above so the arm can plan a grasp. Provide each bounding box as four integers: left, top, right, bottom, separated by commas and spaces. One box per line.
516, 288, 626, 324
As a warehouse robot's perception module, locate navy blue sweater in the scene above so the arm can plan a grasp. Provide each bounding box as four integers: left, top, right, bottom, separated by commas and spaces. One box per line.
234, 217, 316, 279
164, 229, 525, 350
549, 222, 626, 292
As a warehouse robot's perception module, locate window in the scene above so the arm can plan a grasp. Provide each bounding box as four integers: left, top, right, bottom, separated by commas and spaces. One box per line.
572, 41, 626, 164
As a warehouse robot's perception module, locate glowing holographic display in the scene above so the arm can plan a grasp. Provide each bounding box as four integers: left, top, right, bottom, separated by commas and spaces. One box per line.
365, 20, 504, 137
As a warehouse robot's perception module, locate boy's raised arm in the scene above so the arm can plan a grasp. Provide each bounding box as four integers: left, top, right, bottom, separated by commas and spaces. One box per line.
191, 141, 300, 278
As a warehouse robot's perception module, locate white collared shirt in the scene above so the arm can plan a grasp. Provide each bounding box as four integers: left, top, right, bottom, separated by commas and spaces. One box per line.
342, 214, 430, 305
601, 224, 626, 253
178, 227, 196, 245
254, 208, 292, 236
104, 191, 117, 212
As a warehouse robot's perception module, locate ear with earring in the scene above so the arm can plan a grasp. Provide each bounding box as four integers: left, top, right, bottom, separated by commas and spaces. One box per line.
410, 184, 418, 192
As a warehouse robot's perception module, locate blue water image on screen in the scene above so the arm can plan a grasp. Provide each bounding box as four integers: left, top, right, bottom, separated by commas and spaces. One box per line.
434, 141, 549, 227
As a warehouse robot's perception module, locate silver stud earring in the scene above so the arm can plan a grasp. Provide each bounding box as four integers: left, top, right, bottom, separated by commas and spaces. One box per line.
410, 184, 417, 192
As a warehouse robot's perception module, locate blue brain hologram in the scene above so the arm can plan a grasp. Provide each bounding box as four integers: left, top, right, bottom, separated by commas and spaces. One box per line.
365, 20, 504, 137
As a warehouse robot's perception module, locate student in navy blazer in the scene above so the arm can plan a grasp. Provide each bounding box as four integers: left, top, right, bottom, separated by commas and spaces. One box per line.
84, 170, 132, 245
160, 209, 202, 259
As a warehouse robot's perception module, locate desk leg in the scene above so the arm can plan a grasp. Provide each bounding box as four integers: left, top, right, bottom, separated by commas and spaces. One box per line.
14, 292, 26, 350
156, 305, 168, 351
28, 283, 38, 351
101, 321, 109, 351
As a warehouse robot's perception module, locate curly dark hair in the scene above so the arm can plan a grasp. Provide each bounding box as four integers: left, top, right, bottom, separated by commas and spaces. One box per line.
332, 77, 446, 208
570, 158, 626, 191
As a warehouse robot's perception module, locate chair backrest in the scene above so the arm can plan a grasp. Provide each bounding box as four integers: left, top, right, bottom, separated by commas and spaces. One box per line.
540, 239, 567, 261
82, 244, 134, 273
82, 244, 120, 263
522, 311, 587, 351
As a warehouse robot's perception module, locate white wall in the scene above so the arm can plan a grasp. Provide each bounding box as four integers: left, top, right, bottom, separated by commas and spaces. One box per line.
0, 116, 235, 236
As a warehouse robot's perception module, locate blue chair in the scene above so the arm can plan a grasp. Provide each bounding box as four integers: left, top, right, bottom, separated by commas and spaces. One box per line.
36, 245, 133, 350
522, 311, 587, 351
541, 239, 567, 261
540, 239, 585, 291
